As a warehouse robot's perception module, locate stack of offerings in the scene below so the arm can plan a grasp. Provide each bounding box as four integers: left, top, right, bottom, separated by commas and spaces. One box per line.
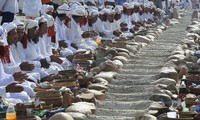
57, 70, 80, 95
35, 90, 63, 107
72, 51, 94, 71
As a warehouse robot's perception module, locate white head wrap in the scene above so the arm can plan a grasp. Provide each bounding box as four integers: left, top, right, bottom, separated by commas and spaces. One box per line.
105, 9, 116, 15
70, 2, 82, 11
88, 9, 99, 16
57, 3, 70, 14
114, 5, 123, 14
123, 2, 132, 9
44, 14, 54, 27
99, 8, 110, 15
13, 19, 24, 26
0, 26, 8, 46
72, 6, 86, 16
24, 19, 38, 33
35, 16, 48, 24
2, 22, 17, 33
41, 5, 54, 15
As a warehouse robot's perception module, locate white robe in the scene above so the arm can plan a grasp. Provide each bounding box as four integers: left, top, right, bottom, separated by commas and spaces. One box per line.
121, 14, 133, 29
22, 0, 42, 17
131, 13, 140, 23
69, 19, 88, 49
0, 60, 31, 102
38, 34, 72, 70
17, 42, 56, 79
55, 17, 75, 57
89, 18, 113, 38
24, 40, 60, 78
7, 44, 40, 82
1, 0, 19, 13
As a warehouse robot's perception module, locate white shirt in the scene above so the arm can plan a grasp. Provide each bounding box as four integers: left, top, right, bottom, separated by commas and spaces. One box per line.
1, 0, 19, 13
17, 42, 41, 68
55, 17, 68, 42
0, 60, 15, 87
69, 19, 84, 45
3, 45, 21, 74
23, 0, 42, 17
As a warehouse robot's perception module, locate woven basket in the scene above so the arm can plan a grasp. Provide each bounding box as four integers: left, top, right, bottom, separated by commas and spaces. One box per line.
178, 112, 197, 118
188, 86, 200, 96
39, 96, 63, 107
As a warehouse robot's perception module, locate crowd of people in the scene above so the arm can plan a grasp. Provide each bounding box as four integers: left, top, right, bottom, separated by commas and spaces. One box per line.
0, 0, 166, 104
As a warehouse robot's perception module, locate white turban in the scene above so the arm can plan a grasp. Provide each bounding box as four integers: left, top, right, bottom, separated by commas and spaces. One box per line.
105, 9, 116, 15
70, 2, 82, 11
114, 5, 123, 14
72, 6, 86, 16
44, 14, 54, 27
99, 8, 110, 15
88, 9, 99, 16
123, 2, 133, 9
24, 19, 38, 33
41, 5, 54, 15
0, 26, 8, 46
35, 16, 48, 24
57, 3, 70, 14
13, 19, 24, 26
2, 22, 17, 33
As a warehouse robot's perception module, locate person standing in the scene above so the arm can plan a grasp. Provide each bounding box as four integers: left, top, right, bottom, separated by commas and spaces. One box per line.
0, 0, 19, 25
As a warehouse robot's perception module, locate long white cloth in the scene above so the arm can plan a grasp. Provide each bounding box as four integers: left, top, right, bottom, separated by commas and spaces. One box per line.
22, 0, 42, 17
0, 60, 31, 102
1, 0, 19, 13
55, 17, 76, 56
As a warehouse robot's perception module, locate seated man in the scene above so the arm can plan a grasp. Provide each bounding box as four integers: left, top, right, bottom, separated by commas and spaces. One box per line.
55, 4, 76, 57
0, 26, 31, 103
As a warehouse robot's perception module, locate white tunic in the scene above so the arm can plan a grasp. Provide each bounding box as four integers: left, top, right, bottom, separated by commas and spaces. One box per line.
1, 0, 19, 13
24, 40, 60, 78
121, 14, 133, 28
2, 45, 37, 97
55, 17, 75, 56
22, 0, 42, 17
131, 13, 140, 23
17, 42, 55, 79
0, 60, 31, 102
38, 34, 72, 70
69, 19, 87, 49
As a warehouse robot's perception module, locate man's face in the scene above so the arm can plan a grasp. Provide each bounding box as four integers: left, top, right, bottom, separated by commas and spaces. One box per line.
17, 27, 25, 42
114, 13, 121, 20
107, 14, 114, 23
8, 29, 18, 45
88, 16, 98, 23
99, 14, 107, 21
39, 22, 48, 36
125, 9, 132, 16
28, 26, 38, 40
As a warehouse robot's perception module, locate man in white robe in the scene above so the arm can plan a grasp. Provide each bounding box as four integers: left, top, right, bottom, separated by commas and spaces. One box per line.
22, 0, 42, 19
0, 26, 32, 102
69, 6, 97, 50
55, 4, 77, 57
0, 0, 18, 25
2, 22, 40, 84
23, 19, 61, 79
104, 9, 122, 40
36, 16, 72, 70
